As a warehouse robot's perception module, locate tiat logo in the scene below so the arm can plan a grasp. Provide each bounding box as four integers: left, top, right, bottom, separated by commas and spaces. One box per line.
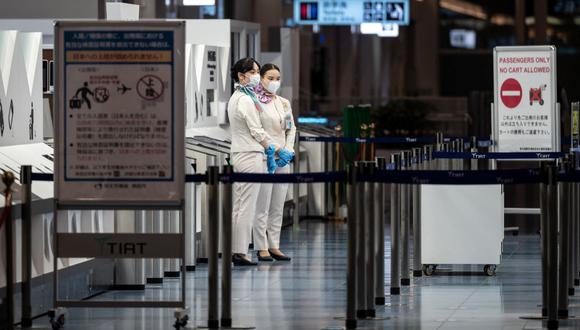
448, 171, 465, 178
107, 242, 147, 255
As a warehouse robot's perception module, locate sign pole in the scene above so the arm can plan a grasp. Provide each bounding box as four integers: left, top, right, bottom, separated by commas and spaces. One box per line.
2, 172, 15, 330
20, 165, 33, 328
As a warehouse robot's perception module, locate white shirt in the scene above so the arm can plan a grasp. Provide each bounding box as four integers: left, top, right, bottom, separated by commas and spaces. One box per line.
228, 89, 273, 153
258, 95, 296, 153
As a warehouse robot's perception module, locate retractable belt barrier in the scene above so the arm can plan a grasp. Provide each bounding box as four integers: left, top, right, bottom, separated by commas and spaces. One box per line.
29, 168, 569, 185
299, 135, 493, 147
31, 173, 210, 183
30, 172, 54, 182
432, 151, 566, 160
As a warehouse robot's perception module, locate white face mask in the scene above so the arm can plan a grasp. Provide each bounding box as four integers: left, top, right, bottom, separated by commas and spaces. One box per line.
265, 81, 281, 94
246, 74, 261, 88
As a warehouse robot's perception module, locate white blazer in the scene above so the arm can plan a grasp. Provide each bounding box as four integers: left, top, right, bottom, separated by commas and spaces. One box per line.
258, 96, 296, 153
227, 89, 273, 153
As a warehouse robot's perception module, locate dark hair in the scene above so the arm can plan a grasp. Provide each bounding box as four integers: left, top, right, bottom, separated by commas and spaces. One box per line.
231, 57, 260, 83
260, 63, 280, 77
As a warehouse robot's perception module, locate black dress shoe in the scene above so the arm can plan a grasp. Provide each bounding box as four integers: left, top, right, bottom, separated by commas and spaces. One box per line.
269, 250, 291, 261
232, 254, 257, 266
257, 251, 274, 262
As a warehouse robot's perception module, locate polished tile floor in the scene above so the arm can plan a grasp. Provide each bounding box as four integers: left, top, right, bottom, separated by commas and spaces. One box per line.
34, 221, 580, 329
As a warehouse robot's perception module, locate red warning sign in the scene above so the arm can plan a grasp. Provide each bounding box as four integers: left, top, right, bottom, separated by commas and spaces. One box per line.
500, 78, 522, 109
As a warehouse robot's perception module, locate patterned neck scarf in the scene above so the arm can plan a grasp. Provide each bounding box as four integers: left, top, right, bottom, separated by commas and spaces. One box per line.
254, 83, 274, 104
236, 84, 264, 112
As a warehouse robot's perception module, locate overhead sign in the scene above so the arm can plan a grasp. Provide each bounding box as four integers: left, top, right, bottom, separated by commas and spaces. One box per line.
54, 21, 185, 206
449, 29, 476, 49
493, 46, 557, 152
294, 0, 409, 26
377, 23, 399, 37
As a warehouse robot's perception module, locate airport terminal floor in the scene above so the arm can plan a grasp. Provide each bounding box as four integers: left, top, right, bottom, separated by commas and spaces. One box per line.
30, 221, 580, 330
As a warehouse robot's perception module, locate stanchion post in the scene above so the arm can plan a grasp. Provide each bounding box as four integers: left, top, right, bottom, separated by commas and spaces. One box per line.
470, 137, 478, 170
369, 123, 376, 161
450, 140, 457, 170
435, 134, 443, 171
436, 132, 443, 146
400, 151, 410, 286
540, 163, 548, 317
458, 138, 465, 170
360, 124, 368, 161
572, 152, 580, 286
20, 165, 33, 328
412, 148, 422, 277
445, 142, 452, 170
558, 160, 570, 317
390, 154, 401, 295
356, 162, 367, 318
365, 162, 376, 317
547, 163, 559, 329
375, 158, 386, 305
571, 173, 577, 295
221, 165, 233, 327
575, 180, 580, 288
293, 131, 301, 230
334, 125, 343, 220
3, 171, 15, 330
346, 164, 358, 329
206, 166, 220, 329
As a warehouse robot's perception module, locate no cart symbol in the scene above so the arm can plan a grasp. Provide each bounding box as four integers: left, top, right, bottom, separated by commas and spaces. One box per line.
500, 78, 522, 109
137, 75, 164, 101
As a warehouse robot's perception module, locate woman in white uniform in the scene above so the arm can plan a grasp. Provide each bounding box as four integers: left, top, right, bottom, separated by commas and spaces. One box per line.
253, 63, 296, 262
228, 58, 278, 266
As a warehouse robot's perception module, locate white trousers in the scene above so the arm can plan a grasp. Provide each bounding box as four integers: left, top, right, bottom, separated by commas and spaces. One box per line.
254, 163, 290, 250
232, 152, 265, 255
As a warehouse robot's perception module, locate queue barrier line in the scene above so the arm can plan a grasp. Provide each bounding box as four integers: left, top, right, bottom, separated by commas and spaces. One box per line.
224, 170, 546, 185
221, 172, 347, 184
432, 151, 566, 160
299, 136, 493, 147
30, 173, 210, 183
30, 169, 550, 185
31, 172, 54, 182
363, 169, 545, 185
185, 174, 209, 183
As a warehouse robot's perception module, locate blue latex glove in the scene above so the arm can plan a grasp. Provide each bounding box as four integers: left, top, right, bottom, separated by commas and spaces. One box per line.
276, 157, 288, 168
265, 144, 277, 174
278, 148, 295, 164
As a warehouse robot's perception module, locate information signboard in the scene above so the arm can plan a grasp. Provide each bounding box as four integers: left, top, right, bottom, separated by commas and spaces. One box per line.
493, 46, 557, 152
294, 0, 409, 26
54, 21, 185, 206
